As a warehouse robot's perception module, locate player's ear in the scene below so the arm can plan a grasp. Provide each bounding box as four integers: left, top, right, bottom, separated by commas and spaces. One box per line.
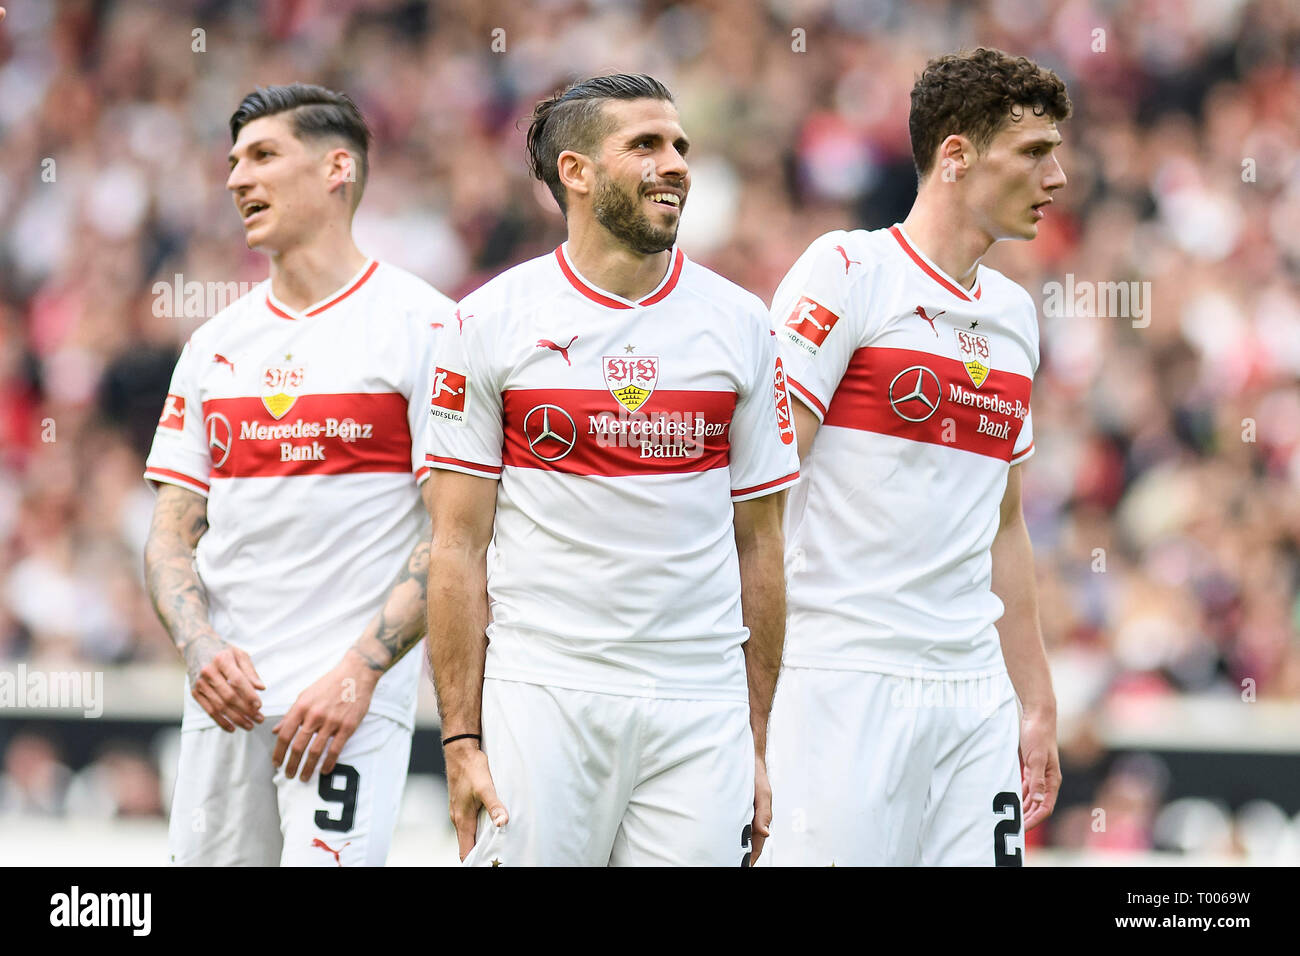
556, 150, 594, 204
324, 146, 358, 197
934, 134, 971, 184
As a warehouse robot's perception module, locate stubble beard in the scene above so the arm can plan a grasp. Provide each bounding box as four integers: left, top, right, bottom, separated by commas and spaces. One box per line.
592, 169, 679, 255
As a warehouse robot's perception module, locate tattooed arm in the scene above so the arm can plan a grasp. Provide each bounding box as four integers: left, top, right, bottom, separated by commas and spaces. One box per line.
271, 479, 435, 780
343, 484, 435, 677
144, 483, 265, 732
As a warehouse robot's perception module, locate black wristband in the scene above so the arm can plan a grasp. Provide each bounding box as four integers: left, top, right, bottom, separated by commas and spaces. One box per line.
441, 732, 482, 747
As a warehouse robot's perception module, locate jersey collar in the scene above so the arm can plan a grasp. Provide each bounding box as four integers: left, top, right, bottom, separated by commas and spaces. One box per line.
889, 225, 982, 302
266, 259, 379, 320
554, 243, 685, 310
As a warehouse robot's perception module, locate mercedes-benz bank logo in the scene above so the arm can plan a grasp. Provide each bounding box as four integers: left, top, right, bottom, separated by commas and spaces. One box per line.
206, 412, 233, 467
888, 365, 942, 422
522, 404, 577, 462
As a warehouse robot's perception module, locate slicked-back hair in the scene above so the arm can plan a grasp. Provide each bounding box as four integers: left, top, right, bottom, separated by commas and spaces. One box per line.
910, 48, 1072, 179
229, 83, 372, 204
526, 73, 675, 216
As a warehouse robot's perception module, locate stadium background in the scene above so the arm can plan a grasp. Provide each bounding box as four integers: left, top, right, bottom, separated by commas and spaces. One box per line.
1, 0, 1298, 865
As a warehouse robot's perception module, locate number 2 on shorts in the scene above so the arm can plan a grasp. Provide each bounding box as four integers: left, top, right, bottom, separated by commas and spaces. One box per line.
992, 791, 1022, 866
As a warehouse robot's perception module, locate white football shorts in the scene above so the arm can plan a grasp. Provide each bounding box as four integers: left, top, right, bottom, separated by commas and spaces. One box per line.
168, 711, 411, 866
762, 666, 1024, 866
462, 678, 755, 867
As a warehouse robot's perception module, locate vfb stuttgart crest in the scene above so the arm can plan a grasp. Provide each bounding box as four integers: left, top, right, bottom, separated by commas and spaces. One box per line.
953, 328, 991, 389
262, 362, 305, 419
603, 356, 658, 412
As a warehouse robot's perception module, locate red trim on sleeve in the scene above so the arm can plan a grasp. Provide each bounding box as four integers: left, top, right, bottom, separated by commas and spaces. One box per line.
787, 377, 827, 418
145, 468, 210, 494
889, 226, 982, 302
415, 466, 431, 482
425, 455, 502, 477
732, 471, 800, 498
1010, 440, 1035, 463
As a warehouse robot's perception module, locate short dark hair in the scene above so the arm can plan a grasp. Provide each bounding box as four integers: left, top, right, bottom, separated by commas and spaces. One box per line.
909, 48, 1072, 179
526, 73, 674, 216
229, 83, 372, 203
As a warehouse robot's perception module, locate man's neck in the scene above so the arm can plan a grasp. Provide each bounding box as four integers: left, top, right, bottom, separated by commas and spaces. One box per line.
900, 192, 993, 291
565, 222, 672, 303
267, 233, 369, 313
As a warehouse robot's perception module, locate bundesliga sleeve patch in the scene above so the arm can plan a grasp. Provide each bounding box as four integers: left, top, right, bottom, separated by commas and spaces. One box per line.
774, 358, 795, 445
783, 296, 840, 353
429, 367, 468, 424
158, 394, 185, 430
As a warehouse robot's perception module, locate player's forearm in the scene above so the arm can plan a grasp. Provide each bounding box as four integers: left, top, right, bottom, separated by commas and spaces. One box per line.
145, 539, 225, 672
426, 544, 489, 736
991, 513, 1055, 717
347, 538, 431, 676
144, 491, 223, 673
737, 526, 787, 757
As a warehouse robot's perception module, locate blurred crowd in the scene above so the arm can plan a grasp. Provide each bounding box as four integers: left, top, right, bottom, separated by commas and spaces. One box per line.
1, 0, 1298, 853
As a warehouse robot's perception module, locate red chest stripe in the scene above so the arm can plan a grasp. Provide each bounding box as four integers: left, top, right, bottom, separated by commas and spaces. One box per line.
823, 347, 1030, 461
201, 392, 412, 478
501, 388, 735, 477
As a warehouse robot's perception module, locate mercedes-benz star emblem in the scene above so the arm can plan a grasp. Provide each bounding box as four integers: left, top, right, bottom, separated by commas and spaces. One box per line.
522, 404, 577, 462
887, 365, 941, 423
205, 411, 233, 467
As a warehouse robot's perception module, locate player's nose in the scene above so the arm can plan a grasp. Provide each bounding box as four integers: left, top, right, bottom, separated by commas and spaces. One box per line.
1044, 155, 1067, 191
226, 159, 253, 193
658, 144, 688, 182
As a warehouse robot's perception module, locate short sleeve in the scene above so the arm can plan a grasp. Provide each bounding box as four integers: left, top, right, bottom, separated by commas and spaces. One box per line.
410, 294, 456, 483
423, 309, 504, 480
768, 231, 870, 421
1010, 407, 1035, 464
1010, 293, 1038, 466
144, 340, 211, 496
729, 319, 801, 502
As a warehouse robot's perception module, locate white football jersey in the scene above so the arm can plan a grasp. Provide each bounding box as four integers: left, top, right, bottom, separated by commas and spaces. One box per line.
771, 225, 1038, 676
145, 260, 454, 730
425, 243, 800, 701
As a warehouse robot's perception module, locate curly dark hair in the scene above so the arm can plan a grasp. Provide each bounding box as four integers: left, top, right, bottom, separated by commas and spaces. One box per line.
526, 73, 674, 216
909, 48, 1072, 179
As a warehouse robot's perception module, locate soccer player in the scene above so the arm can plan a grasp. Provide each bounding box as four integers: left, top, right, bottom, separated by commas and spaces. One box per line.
424, 74, 800, 866
143, 84, 452, 866
764, 49, 1069, 866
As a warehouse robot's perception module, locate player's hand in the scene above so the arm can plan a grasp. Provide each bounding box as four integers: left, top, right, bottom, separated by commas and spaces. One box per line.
1019, 708, 1061, 831
272, 653, 378, 781
444, 740, 508, 861
186, 634, 266, 732
750, 755, 773, 864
